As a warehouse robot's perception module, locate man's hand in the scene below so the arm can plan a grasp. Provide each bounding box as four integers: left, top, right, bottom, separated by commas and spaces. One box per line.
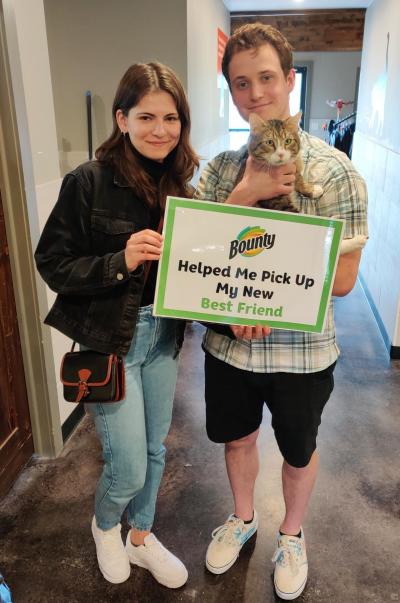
225, 157, 296, 207
124, 229, 163, 272
230, 324, 272, 339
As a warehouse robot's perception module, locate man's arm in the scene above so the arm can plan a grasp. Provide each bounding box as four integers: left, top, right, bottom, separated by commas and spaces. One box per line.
332, 248, 361, 297
320, 152, 367, 297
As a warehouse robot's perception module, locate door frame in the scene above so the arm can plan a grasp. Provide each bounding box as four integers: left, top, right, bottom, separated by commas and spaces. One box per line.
293, 61, 313, 133
0, 3, 62, 459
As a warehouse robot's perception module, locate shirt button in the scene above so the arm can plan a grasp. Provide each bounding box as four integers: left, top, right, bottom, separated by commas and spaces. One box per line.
116, 272, 124, 281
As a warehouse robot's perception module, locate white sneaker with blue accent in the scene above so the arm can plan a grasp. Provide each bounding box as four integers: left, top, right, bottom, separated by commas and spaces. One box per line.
272, 528, 308, 600
205, 510, 258, 574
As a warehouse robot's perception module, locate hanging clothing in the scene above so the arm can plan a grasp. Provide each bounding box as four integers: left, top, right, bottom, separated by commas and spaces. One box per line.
328, 114, 356, 159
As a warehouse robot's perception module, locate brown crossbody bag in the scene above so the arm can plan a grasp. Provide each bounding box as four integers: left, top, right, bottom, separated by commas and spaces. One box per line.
60, 343, 125, 404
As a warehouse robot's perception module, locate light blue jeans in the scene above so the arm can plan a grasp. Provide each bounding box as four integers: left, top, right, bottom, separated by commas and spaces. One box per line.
87, 306, 180, 531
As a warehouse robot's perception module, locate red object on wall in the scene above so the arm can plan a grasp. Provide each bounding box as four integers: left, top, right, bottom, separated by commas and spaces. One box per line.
217, 28, 228, 75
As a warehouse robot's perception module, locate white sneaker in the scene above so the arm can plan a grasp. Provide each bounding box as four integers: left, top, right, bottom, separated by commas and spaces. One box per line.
126, 531, 188, 589
205, 510, 258, 574
272, 528, 308, 600
91, 516, 130, 584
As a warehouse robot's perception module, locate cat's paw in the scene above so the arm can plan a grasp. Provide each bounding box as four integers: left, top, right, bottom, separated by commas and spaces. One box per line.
340, 235, 368, 255
311, 185, 323, 199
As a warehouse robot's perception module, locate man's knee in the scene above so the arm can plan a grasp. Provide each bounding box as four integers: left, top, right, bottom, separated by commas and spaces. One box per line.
226, 428, 259, 450
283, 449, 318, 472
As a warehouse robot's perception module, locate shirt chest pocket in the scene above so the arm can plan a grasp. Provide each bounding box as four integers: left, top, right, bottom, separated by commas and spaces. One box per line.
91, 215, 136, 254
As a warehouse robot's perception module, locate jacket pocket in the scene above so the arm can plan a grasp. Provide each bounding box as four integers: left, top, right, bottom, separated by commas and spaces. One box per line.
91, 215, 136, 254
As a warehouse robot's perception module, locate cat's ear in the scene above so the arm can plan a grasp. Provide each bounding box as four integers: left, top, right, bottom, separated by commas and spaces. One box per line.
285, 112, 302, 131
249, 112, 266, 133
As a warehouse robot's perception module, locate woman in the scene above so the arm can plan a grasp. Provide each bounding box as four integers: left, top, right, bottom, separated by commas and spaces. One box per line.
35, 62, 198, 588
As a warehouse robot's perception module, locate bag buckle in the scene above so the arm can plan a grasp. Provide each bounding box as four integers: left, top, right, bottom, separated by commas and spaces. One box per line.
76, 368, 92, 402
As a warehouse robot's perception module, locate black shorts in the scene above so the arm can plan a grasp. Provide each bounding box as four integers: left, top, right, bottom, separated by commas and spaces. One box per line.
204, 352, 336, 468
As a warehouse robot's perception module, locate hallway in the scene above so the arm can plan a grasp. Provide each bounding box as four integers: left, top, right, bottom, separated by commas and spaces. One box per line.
0, 280, 399, 603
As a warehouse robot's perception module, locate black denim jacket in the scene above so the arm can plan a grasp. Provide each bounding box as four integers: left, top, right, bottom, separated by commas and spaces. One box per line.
35, 161, 184, 355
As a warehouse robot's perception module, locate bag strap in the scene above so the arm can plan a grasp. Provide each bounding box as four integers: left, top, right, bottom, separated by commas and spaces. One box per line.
143, 216, 164, 285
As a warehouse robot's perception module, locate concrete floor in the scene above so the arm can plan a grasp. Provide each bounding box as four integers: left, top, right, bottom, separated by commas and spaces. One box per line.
0, 280, 399, 603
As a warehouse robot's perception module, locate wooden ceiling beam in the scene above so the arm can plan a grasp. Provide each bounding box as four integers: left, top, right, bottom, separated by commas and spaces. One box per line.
231, 9, 366, 52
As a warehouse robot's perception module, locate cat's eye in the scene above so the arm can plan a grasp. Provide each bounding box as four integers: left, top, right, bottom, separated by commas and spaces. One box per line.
268, 139, 274, 145
285, 138, 292, 144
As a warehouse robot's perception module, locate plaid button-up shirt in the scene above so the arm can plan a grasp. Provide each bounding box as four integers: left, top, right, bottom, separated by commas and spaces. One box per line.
193, 131, 368, 373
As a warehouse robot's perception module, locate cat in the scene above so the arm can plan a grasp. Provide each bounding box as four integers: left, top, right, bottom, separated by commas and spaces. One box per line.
236, 112, 367, 254
234, 111, 323, 213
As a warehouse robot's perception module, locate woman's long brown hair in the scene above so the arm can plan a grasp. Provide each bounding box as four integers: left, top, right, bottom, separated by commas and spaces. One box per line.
96, 62, 199, 208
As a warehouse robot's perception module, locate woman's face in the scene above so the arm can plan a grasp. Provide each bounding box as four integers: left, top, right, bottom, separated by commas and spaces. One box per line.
116, 90, 181, 162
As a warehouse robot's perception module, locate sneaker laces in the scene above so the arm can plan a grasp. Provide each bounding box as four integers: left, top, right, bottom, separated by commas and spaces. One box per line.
99, 524, 124, 553
211, 516, 245, 547
272, 536, 304, 576
143, 534, 169, 561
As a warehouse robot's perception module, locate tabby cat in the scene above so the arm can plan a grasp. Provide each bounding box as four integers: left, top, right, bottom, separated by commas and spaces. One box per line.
235, 111, 322, 212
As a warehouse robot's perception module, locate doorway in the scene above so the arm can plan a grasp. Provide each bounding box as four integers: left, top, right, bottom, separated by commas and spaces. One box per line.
292, 66, 308, 129
0, 187, 33, 497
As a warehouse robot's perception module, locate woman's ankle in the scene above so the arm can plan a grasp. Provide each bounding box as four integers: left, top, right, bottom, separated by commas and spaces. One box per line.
130, 528, 151, 546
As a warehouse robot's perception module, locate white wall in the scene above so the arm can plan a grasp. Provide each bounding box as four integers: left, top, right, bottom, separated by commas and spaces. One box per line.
9, 1, 59, 185
44, 0, 188, 175
294, 51, 361, 140
352, 0, 400, 349
187, 0, 230, 180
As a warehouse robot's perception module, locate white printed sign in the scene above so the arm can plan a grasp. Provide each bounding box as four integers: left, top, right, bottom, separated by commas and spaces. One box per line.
154, 197, 344, 333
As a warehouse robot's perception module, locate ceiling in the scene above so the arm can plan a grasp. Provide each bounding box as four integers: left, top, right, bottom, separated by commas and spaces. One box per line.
223, 1, 374, 11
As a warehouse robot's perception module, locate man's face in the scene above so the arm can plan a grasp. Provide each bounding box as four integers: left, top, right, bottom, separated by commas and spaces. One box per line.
228, 44, 295, 123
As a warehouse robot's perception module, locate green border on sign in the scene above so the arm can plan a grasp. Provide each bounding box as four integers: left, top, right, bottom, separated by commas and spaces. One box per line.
155, 197, 344, 333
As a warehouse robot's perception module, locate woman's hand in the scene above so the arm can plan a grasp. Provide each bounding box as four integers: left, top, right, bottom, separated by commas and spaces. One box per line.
226, 157, 296, 207
124, 228, 163, 272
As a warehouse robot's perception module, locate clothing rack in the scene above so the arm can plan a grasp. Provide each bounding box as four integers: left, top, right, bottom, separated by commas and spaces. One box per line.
328, 112, 357, 158
335, 111, 356, 127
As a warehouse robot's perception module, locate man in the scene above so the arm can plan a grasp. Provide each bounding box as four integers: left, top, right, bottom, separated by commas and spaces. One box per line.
194, 23, 367, 600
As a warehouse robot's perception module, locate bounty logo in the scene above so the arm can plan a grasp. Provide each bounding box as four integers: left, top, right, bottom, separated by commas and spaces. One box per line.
229, 226, 276, 260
